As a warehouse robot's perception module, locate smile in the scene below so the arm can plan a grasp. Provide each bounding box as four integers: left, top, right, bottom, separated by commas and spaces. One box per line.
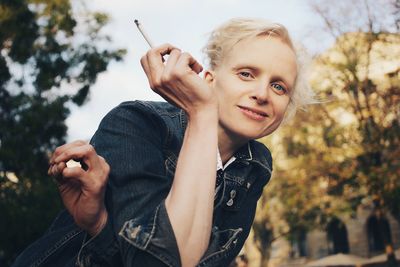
237, 106, 268, 121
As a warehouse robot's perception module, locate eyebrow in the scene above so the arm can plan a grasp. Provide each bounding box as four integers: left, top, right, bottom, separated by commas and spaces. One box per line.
231, 64, 260, 74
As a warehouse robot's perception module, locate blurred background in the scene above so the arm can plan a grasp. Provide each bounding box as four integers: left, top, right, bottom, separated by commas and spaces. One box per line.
0, 0, 399, 266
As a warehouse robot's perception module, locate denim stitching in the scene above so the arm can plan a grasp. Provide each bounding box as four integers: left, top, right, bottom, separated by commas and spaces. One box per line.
197, 228, 243, 266
224, 173, 246, 185
118, 206, 177, 267
179, 110, 187, 140
250, 159, 272, 172
31, 228, 82, 267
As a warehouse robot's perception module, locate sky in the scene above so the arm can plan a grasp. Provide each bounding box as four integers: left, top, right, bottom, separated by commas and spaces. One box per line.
66, 0, 330, 141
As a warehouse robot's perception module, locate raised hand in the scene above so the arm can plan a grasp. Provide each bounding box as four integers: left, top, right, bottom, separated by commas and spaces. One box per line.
140, 43, 217, 116
48, 140, 109, 236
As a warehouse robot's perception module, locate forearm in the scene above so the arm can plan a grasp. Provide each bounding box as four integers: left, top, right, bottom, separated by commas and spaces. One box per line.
165, 107, 218, 267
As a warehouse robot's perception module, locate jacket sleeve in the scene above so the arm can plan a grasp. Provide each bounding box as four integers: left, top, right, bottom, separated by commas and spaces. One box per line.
77, 101, 181, 267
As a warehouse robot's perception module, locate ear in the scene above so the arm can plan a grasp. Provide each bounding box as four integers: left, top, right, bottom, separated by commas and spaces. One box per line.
203, 70, 215, 86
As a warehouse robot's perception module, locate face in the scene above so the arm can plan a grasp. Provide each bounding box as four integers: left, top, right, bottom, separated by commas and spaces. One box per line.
206, 35, 297, 143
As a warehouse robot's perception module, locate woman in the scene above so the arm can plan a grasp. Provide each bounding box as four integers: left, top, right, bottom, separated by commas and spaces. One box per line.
13, 18, 315, 267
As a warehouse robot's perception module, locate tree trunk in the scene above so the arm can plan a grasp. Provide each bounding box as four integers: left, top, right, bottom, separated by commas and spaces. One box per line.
259, 248, 271, 267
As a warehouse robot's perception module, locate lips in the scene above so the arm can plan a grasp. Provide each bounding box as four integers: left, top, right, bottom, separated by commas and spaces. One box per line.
237, 105, 268, 120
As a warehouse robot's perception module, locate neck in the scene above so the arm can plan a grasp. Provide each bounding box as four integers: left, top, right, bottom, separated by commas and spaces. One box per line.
217, 126, 247, 164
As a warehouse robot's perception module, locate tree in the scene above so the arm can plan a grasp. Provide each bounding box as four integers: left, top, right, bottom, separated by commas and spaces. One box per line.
309, 1, 399, 265
252, 193, 280, 267
311, 32, 399, 264
0, 0, 126, 265
251, 1, 399, 266
255, 106, 358, 265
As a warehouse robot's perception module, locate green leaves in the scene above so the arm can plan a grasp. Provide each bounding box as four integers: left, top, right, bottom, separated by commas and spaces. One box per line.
1, 1, 38, 64
0, 0, 126, 264
72, 84, 89, 105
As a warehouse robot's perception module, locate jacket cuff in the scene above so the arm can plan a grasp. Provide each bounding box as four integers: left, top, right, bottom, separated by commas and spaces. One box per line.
119, 200, 181, 267
77, 217, 119, 266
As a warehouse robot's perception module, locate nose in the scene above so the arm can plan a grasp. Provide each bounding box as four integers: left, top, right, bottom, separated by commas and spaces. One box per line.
250, 82, 270, 105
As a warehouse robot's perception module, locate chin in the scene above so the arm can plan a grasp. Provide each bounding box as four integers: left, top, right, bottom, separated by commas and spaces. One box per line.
237, 123, 280, 140
220, 119, 278, 142
230, 126, 269, 142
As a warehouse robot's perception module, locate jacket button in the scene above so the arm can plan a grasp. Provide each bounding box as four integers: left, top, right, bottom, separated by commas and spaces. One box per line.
227, 189, 237, 206
230, 189, 236, 198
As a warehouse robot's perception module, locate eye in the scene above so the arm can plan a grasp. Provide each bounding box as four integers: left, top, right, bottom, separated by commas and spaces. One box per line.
271, 83, 287, 95
238, 71, 253, 80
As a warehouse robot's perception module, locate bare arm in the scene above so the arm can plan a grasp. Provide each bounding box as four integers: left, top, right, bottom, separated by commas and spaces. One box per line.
140, 43, 218, 266
165, 108, 218, 266
50, 43, 218, 267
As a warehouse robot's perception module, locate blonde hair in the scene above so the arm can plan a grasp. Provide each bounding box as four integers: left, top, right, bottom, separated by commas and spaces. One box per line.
202, 18, 317, 121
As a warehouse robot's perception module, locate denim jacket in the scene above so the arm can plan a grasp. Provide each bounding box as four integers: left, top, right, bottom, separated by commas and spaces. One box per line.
12, 101, 272, 267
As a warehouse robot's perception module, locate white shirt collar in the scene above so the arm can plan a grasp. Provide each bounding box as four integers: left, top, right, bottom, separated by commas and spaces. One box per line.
217, 149, 236, 171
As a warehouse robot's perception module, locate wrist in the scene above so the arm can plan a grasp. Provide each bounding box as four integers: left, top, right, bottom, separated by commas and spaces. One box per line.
87, 209, 108, 237
187, 103, 218, 123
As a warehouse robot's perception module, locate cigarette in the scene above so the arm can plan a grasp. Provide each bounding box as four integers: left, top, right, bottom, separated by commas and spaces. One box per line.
134, 19, 154, 48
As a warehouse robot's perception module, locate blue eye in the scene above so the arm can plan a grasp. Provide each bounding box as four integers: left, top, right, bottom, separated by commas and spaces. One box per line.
271, 83, 287, 94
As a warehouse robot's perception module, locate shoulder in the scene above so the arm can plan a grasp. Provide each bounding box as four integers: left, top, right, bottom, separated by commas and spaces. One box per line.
105, 100, 178, 119
249, 140, 273, 172
99, 100, 180, 129
93, 100, 186, 150
92, 101, 171, 144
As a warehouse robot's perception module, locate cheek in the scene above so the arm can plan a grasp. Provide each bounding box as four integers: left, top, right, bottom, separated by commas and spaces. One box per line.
275, 98, 290, 117
215, 89, 225, 109
214, 80, 233, 103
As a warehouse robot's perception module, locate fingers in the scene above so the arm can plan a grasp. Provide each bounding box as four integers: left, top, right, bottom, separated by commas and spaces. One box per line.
162, 49, 181, 80
140, 43, 211, 112
49, 141, 101, 179
53, 144, 97, 169
177, 53, 203, 74
48, 161, 67, 181
50, 141, 107, 173
49, 141, 110, 193
61, 166, 86, 182
50, 140, 87, 164
61, 160, 109, 193
140, 43, 180, 90
140, 55, 153, 88
140, 43, 203, 92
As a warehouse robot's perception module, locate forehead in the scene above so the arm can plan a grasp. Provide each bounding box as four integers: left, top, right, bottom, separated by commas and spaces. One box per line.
221, 36, 298, 85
